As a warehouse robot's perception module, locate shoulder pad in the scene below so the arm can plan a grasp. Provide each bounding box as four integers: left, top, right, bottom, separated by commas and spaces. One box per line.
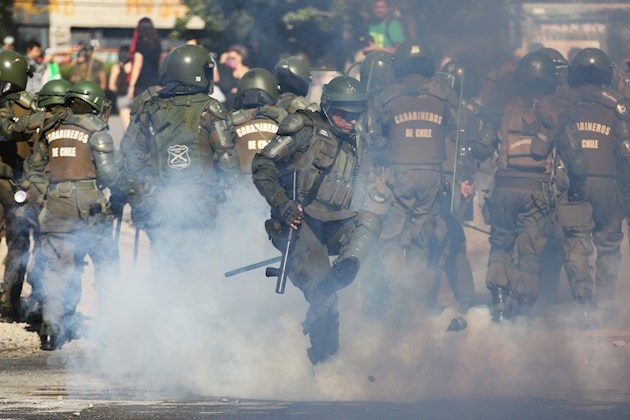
204, 98, 228, 120
277, 112, 307, 135
286, 96, 311, 113
89, 130, 115, 152
6, 91, 35, 110
70, 113, 108, 132
375, 83, 403, 108
259, 105, 288, 123
428, 77, 452, 101
130, 86, 160, 115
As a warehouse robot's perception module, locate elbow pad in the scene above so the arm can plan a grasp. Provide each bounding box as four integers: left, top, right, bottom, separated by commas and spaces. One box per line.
210, 118, 234, 150
470, 123, 496, 161
90, 131, 122, 187
218, 149, 241, 174
619, 120, 630, 159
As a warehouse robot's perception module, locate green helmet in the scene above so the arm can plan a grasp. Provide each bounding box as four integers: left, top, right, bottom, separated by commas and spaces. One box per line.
360, 51, 393, 93
65, 80, 109, 114
0, 50, 30, 96
568, 48, 613, 87
392, 40, 435, 79
273, 56, 311, 97
160, 44, 214, 90
513, 52, 557, 95
536, 47, 568, 69
441, 59, 481, 98
234, 67, 279, 109
321, 76, 369, 117
38, 79, 72, 108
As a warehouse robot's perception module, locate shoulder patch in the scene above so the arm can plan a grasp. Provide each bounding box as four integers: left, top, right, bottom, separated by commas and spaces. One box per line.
317, 127, 331, 138
277, 113, 305, 135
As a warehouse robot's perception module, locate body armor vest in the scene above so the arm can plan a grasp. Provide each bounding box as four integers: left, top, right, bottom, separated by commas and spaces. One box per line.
145, 93, 217, 185
45, 117, 97, 182
385, 86, 448, 165
231, 107, 283, 174
571, 86, 618, 178
293, 113, 358, 212
498, 98, 552, 173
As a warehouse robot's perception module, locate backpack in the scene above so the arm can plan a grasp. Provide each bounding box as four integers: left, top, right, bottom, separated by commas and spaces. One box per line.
141, 93, 218, 184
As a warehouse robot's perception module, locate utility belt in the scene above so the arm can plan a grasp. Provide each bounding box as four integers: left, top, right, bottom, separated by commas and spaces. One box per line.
48, 179, 98, 192
495, 177, 547, 191
389, 163, 443, 172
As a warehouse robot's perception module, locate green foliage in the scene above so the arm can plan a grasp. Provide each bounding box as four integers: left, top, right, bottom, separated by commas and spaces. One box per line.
0, 0, 14, 41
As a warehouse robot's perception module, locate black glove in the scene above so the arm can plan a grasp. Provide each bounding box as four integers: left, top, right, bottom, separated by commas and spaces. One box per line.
567, 174, 586, 203
276, 200, 302, 227
130, 203, 150, 230
567, 185, 585, 203
109, 188, 127, 218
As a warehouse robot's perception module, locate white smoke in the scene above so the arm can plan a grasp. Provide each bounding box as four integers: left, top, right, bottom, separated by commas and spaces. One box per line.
62, 179, 630, 404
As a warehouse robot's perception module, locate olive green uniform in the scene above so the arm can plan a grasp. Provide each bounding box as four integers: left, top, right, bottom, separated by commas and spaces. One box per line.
122, 88, 240, 266
557, 85, 630, 306
34, 111, 125, 344
252, 110, 381, 365
370, 73, 462, 319
0, 91, 38, 321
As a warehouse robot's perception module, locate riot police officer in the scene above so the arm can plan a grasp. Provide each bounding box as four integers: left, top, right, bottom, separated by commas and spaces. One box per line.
251, 76, 382, 365
0, 50, 37, 322
368, 40, 465, 322
430, 58, 483, 313
273, 56, 318, 113
122, 44, 240, 268
17, 78, 73, 323
229, 67, 286, 174
473, 52, 584, 321
558, 48, 630, 324
32, 80, 126, 350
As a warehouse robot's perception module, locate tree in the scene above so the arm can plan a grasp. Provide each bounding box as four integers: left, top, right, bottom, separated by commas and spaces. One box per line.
0, 0, 14, 43
179, 0, 368, 70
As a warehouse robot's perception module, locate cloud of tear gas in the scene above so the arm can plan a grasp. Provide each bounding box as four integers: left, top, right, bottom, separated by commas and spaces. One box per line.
61, 174, 630, 404
61, 0, 630, 402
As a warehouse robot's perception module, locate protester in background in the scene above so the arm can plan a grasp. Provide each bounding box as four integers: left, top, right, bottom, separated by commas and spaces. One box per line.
217, 45, 250, 110
360, 0, 406, 57
25, 39, 45, 94
108, 44, 133, 130
69, 42, 106, 90
128, 17, 161, 100
3, 35, 15, 51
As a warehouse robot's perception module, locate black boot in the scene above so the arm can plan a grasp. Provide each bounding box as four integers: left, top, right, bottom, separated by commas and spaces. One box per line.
39, 323, 64, 351
490, 287, 509, 323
